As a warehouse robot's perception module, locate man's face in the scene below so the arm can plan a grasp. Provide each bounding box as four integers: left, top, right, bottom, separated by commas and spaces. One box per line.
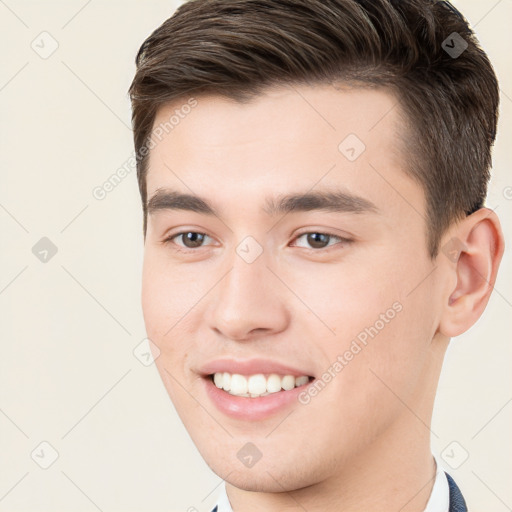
142, 84, 447, 491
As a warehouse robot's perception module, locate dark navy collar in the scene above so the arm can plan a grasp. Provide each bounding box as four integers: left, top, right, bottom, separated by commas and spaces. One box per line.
446, 472, 468, 512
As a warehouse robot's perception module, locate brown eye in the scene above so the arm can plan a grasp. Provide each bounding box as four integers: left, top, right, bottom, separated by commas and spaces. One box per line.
165, 231, 212, 250
292, 232, 351, 250
305, 233, 330, 249
179, 232, 207, 248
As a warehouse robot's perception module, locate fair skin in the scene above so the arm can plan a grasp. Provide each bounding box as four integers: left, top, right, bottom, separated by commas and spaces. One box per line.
141, 84, 503, 511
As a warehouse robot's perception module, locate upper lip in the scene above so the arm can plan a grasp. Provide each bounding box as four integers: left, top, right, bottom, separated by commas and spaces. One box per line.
198, 358, 315, 378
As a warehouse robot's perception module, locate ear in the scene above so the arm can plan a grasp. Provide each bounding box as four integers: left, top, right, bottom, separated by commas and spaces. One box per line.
438, 207, 505, 337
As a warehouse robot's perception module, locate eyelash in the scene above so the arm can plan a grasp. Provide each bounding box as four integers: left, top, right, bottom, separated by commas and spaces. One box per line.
162, 230, 352, 253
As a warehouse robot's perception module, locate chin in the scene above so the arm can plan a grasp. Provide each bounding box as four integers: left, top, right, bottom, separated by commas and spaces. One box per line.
224, 470, 299, 493
203, 451, 323, 494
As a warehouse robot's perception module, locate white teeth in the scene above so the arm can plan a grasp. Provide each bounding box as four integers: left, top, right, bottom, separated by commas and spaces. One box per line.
212, 372, 311, 397
222, 372, 231, 391
248, 374, 267, 395
230, 374, 248, 395
281, 375, 295, 391
295, 375, 309, 387
267, 373, 282, 393
213, 373, 223, 388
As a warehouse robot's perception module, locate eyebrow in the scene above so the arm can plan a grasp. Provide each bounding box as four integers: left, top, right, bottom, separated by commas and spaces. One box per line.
146, 188, 379, 217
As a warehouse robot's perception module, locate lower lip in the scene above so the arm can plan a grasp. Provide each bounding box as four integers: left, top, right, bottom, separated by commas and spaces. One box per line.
203, 376, 312, 421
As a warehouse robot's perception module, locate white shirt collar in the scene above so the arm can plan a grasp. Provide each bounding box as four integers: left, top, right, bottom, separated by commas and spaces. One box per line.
213, 454, 449, 512
425, 455, 450, 512
214, 479, 233, 512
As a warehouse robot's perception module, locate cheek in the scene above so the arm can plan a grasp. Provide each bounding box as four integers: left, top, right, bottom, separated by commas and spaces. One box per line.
141, 263, 193, 411
141, 254, 207, 384
141, 257, 187, 374
303, 266, 434, 427
141, 264, 166, 340
280, 257, 402, 340
141, 252, 202, 338
342, 300, 433, 419
307, 325, 426, 450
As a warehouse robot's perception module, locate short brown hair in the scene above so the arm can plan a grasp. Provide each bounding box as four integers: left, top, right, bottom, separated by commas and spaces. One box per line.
129, 0, 499, 257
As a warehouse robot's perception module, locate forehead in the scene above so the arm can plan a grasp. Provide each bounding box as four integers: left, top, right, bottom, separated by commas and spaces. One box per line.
149, 83, 402, 158
145, 84, 421, 220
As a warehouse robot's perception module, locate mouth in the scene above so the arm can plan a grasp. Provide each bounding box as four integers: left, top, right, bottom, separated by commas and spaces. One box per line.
201, 370, 316, 421
209, 372, 314, 398
197, 358, 316, 420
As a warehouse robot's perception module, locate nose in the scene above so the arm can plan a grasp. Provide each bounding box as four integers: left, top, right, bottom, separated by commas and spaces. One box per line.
207, 252, 290, 342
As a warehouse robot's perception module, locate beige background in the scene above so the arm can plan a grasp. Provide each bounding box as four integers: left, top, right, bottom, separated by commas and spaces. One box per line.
0, 1, 510, 510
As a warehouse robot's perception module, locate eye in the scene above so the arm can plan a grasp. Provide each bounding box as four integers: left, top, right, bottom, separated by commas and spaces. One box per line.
164, 231, 213, 250
291, 232, 350, 250
163, 230, 351, 252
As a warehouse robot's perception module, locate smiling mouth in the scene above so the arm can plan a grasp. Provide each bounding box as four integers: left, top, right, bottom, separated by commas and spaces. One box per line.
209, 372, 314, 398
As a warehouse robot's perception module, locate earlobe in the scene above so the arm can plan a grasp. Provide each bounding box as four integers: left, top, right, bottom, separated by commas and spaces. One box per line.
438, 208, 504, 338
